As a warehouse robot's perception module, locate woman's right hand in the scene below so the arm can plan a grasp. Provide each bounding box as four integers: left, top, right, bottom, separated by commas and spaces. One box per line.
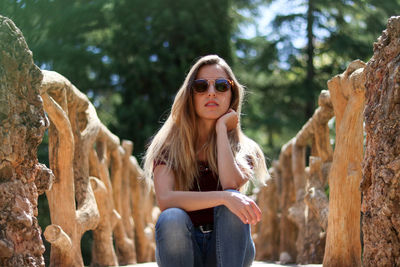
223, 191, 261, 225
216, 108, 239, 133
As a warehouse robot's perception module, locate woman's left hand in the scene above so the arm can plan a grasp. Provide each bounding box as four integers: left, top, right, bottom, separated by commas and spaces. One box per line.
223, 191, 261, 225
216, 109, 238, 132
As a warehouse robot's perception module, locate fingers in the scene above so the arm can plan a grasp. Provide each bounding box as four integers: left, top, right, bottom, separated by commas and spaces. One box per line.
216, 109, 238, 131
243, 202, 258, 224
234, 209, 248, 224
226, 193, 262, 225
226, 111, 238, 131
229, 202, 254, 225
241, 205, 253, 224
236, 200, 261, 225
251, 202, 262, 223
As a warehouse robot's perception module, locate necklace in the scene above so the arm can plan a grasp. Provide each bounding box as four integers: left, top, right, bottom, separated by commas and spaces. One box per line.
195, 161, 220, 192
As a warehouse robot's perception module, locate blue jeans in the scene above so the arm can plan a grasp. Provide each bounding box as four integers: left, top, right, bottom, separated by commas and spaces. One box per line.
155, 192, 255, 267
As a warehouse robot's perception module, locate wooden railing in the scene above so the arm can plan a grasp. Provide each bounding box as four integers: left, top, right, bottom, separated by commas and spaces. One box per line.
253, 58, 365, 266
254, 16, 400, 267
40, 70, 159, 266
0, 15, 158, 267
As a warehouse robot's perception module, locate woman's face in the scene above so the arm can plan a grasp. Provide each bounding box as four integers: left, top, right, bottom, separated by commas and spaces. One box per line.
193, 64, 232, 123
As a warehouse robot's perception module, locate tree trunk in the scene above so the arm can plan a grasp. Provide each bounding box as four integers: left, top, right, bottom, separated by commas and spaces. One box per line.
361, 16, 400, 267
305, 0, 316, 118
323, 60, 365, 267
0, 15, 53, 267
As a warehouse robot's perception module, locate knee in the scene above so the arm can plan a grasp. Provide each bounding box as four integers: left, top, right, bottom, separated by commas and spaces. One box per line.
215, 205, 242, 226
155, 208, 193, 250
156, 208, 191, 233
216, 191, 250, 231
217, 189, 241, 221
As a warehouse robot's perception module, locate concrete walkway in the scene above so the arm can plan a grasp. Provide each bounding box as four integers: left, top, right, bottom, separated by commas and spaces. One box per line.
127, 262, 322, 267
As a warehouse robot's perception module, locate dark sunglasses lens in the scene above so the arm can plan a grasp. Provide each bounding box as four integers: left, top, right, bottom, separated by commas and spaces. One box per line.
215, 79, 231, 92
193, 80, 208, 93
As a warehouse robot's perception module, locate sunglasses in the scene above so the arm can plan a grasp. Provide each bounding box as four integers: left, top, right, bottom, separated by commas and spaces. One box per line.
192, 78, 233, 93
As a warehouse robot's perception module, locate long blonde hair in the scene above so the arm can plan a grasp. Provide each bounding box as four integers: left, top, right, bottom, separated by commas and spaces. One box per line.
143, 55, 269, 191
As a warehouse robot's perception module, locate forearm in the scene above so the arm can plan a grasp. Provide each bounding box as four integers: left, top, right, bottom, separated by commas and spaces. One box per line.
157, 190, 227, 212
216, 124, 247, 189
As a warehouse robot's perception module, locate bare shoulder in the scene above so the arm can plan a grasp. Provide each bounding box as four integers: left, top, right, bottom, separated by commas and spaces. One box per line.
154, 164, 174, 179
154, 164, 175, 186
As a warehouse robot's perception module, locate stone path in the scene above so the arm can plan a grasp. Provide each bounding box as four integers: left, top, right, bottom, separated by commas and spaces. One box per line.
127, 261, 322, 267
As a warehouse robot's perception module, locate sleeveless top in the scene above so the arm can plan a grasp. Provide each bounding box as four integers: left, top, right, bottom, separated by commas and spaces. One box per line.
154, 160, 223, 227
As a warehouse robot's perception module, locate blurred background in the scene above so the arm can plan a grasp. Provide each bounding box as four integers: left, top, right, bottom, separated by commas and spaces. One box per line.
1, 0, 400, 265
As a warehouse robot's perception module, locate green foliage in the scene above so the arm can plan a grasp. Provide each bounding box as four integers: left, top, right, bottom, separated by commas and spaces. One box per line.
106, 0, 236, 158
233, 35, 304, 159
0, 0, 112, 92
235, 0, 400, 159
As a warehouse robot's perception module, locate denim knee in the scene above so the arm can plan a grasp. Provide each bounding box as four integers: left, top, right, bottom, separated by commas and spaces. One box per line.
156, 208, 192, 233
155, 207, 194, 245
215, 204, 245, 229
215, 190, 255, 267
216, 189, 247, 227
155, 208, 195, 266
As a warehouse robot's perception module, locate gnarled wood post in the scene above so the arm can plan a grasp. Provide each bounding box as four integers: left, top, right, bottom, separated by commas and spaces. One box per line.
278, 139, 297, 263
90, 176, 119, 267
361, 16, 400, 267
0, 15, 53, 267
254, 161, 280, 261
41, 71, 100, 267
287, 143, 306, 263
89, 131, 120, 267
304, 92, 332, 234
288, 90, 333, 263
121, 141, 135, 242
304, 157, 329, 232
129, 153, 158, 262
323, 60, 365, 267
111, 143, 136, 265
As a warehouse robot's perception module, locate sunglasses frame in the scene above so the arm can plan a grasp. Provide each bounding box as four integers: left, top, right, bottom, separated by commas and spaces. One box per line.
192, 78, 234, 93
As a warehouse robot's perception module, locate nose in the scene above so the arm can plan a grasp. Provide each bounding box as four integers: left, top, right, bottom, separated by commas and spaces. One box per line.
207, 81, 217, 96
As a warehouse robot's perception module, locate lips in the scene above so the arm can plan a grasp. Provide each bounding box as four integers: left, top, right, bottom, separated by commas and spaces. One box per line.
205, 100, 218, 107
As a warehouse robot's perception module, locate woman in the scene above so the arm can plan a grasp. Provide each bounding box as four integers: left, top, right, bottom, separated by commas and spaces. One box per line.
144, 55, 269, 267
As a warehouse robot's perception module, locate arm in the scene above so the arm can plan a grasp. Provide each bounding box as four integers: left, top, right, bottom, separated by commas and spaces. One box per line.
154, 164, 261, 225
216, 109, 249, 190
154, 164, 225, 212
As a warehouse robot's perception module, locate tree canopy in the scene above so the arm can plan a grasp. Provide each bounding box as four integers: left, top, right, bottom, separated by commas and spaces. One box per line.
2, 0, 399, 161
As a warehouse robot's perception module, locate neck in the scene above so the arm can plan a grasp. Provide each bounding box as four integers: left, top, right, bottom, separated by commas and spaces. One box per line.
197, 119, 215, 143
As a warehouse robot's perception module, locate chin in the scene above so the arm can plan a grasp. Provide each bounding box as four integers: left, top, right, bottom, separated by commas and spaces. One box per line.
202, 112, 224, 120
197, 114, 220, 122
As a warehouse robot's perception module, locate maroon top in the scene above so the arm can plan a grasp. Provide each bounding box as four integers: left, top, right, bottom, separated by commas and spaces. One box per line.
187, 161, 223, 226
154, 160, 223, 227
